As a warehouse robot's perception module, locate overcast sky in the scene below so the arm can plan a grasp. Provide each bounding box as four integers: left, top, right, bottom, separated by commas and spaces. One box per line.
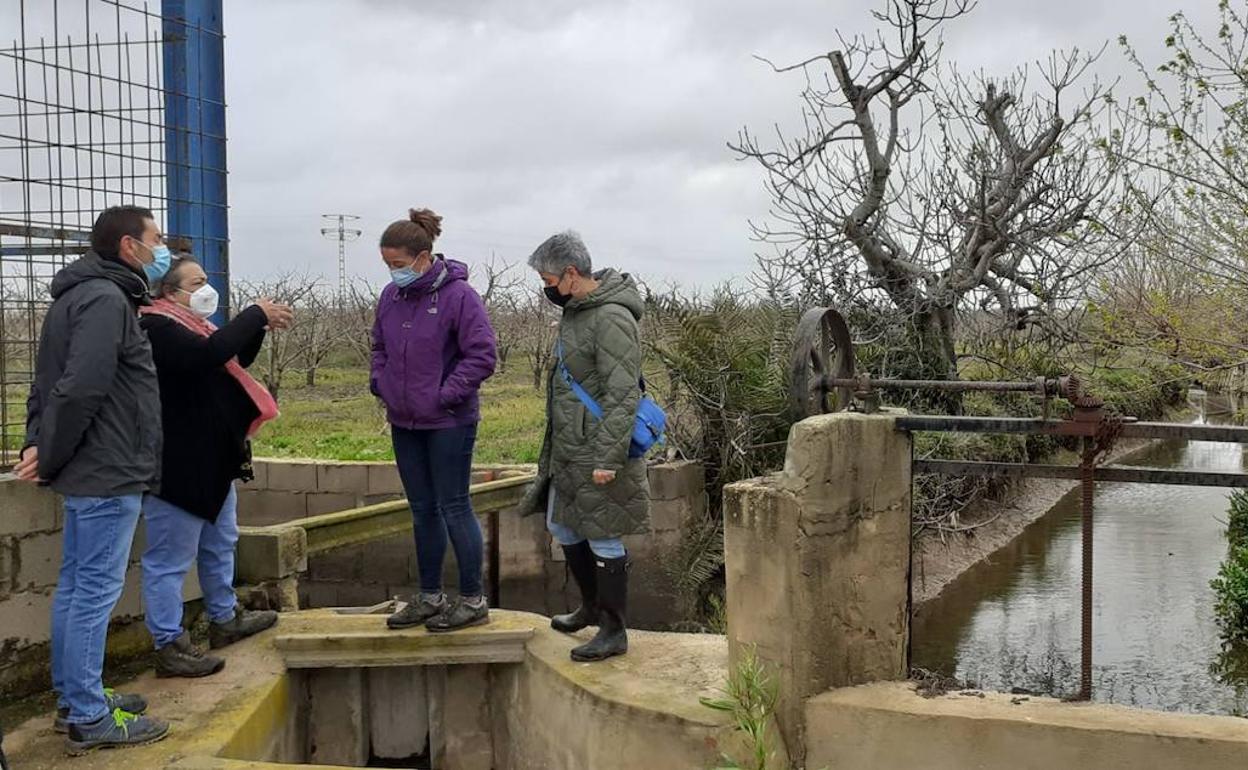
222, 0, 1221, 291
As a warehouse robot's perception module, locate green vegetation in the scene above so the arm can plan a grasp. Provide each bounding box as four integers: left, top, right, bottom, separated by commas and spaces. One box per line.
1212, 492, 1248, 648
251, 365, 546, 465
700, 645, 783, 770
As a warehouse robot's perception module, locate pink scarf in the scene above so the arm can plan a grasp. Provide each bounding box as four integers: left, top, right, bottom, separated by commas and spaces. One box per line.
139, 298, 280, 437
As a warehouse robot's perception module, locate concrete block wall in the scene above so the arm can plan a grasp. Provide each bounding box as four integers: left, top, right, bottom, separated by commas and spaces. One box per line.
296, 460, 709, 630
237, 458, 530, 525
0, 477, 204, 701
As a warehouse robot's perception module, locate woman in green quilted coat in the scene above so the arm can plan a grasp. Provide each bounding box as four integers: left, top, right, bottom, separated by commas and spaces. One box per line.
517, 231, 650, 662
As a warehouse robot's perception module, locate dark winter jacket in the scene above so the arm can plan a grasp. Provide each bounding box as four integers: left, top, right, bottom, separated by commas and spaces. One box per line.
517, 269, 651, 539
140, 305, 268, 521
370, 257, 498, 430
24, 252, 161, 497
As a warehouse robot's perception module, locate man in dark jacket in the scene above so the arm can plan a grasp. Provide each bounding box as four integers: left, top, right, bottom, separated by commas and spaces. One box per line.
15, 205, 171, 754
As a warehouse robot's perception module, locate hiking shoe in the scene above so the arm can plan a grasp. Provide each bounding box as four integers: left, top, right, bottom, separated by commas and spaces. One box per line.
65, 708, 169, 756
387, 593, 448, 630
208, 606, 279, 650
426, 596, 490, 633
155, 632, 225, 678
54, 689, 147, 734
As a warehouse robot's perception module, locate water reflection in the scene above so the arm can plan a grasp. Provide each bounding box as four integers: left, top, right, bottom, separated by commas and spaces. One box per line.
912, 393, 1248, 715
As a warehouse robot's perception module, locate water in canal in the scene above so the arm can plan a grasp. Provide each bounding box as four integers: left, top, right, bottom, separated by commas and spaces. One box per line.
911, 394, 1248, 715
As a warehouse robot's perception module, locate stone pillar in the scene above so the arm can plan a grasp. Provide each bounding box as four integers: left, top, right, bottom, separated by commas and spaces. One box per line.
307, 668, 370, 766
723, 410, 912, 764
369, 667, 428, 760
429, 664, 494, 770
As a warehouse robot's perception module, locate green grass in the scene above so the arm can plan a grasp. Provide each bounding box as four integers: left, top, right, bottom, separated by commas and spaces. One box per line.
251, 365, 546, 464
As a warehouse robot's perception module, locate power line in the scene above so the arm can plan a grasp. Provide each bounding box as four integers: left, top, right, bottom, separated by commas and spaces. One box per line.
320, 213, 361, 304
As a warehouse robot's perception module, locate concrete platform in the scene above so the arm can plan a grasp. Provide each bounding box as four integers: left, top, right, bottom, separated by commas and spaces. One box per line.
274, 609, 535, 667
1, 609, 732, 769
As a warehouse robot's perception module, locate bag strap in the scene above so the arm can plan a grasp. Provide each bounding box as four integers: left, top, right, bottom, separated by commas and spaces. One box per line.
556, 339, 604, 420
556, 338, 650, 413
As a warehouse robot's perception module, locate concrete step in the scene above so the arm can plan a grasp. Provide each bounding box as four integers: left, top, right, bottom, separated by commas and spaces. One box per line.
273, 610, 534, 668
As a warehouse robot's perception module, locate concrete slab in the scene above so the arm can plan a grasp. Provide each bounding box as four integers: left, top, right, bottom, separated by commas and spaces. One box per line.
806, 682, 1248, 770
273, 610, 535, 668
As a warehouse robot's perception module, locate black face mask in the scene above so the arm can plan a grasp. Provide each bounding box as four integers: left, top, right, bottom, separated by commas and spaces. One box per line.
544, 285, 571, 307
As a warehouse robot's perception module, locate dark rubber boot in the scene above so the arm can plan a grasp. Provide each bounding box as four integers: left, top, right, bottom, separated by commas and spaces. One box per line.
571, 555, 629, 662
208, 606, 279, 649
552, 541, 599, 633
155, 633, 225, 678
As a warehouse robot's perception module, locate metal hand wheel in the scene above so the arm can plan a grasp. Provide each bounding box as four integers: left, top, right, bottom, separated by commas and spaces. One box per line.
789, 307, 855, 419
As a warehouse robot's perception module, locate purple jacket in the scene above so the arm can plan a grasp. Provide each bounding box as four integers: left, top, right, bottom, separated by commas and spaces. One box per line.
370, 257, 497, 430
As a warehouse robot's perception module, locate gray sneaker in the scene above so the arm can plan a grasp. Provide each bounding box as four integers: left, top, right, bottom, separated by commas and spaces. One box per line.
65, 708, 169, 756
54, 688, 147, 734
155, 632, 225, 678
387, 593, 448, 630
208, 606, 279, 650
426, 596, 490, 633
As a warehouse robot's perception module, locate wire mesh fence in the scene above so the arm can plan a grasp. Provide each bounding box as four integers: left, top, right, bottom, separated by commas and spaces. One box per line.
0, 0, 226, 467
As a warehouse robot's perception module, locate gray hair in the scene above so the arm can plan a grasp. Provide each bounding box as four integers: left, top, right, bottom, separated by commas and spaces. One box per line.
527, 230, 593, 277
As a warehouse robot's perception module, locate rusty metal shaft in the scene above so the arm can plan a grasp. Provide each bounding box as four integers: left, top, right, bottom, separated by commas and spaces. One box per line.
1080, 438, 1095, 701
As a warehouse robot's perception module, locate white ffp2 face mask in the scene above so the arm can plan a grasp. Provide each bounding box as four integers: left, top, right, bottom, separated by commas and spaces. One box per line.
183, 284, 219, 318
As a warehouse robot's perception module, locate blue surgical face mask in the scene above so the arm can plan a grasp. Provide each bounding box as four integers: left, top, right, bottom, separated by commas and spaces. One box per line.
390, 262, 427, 288
138, 240, 172, 283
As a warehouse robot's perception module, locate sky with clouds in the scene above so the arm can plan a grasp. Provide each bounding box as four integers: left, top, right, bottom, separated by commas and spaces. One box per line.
221, 0, 1222, 291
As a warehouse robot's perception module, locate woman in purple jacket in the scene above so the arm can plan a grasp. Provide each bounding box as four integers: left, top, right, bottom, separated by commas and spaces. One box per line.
372, 208, 498, 632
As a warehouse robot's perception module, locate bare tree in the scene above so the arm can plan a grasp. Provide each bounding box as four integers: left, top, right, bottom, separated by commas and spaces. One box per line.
232, 272, 320, 399
478, 255, 524, 374
339, 277, 382, 368
1117, 4, 1248, 290
734, 0, 1136, 380
511, 293, 560, 390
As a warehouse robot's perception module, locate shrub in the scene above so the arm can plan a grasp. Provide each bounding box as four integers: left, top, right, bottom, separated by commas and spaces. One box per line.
1228, 491, 1248, 551
1212, 546, 1248, 647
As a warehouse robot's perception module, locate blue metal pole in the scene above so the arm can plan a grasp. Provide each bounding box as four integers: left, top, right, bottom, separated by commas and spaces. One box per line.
163, 0, 229, 323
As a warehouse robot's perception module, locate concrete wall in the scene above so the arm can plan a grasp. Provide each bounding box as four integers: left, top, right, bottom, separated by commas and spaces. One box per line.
0, 477, 204, 701
723, 411, 912, 764
806, 682, 1248, 770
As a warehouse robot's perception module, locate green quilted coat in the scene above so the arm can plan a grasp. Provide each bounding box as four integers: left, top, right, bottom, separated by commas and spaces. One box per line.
516, 269, 651, 539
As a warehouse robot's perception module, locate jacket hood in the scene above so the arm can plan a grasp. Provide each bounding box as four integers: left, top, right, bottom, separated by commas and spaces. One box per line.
568, 269, 644, 321
396, 255, 469, 298
50, 252, 150, 304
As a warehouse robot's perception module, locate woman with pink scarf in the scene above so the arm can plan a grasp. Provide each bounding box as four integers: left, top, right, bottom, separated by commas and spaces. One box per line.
138, 256, 293, 678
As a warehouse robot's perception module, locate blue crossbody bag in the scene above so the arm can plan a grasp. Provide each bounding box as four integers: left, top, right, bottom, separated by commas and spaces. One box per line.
555, 340, 666, 459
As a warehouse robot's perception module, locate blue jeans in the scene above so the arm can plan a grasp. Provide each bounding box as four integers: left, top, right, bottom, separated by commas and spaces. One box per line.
141, 488, 240, 649
392, 424, 484, 597
546, 489, 626, 559
50, 494, 143, 725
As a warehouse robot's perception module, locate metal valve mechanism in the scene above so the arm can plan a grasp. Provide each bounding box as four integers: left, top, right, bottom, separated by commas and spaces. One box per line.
789, 307, 1089, 419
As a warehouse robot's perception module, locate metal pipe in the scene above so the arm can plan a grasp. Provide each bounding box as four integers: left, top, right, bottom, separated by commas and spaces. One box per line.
1080, 438, 1095, 702
896, 415, 1248, 443
825, 377, 1043, 393
911, 459, 1248, 488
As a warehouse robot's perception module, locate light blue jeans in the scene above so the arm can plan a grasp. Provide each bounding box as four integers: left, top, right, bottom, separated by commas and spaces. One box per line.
546, 489, 626, 559
141, 488, 240, 649
50, 494, 143, 725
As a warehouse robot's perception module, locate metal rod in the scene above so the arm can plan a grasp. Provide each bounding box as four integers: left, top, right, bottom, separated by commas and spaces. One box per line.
1080, 438, 1094, 701
912, 459, 1248, 488
896, 415, 1248, 443
825, 377, 1042, 393
489, 509, 501, 608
